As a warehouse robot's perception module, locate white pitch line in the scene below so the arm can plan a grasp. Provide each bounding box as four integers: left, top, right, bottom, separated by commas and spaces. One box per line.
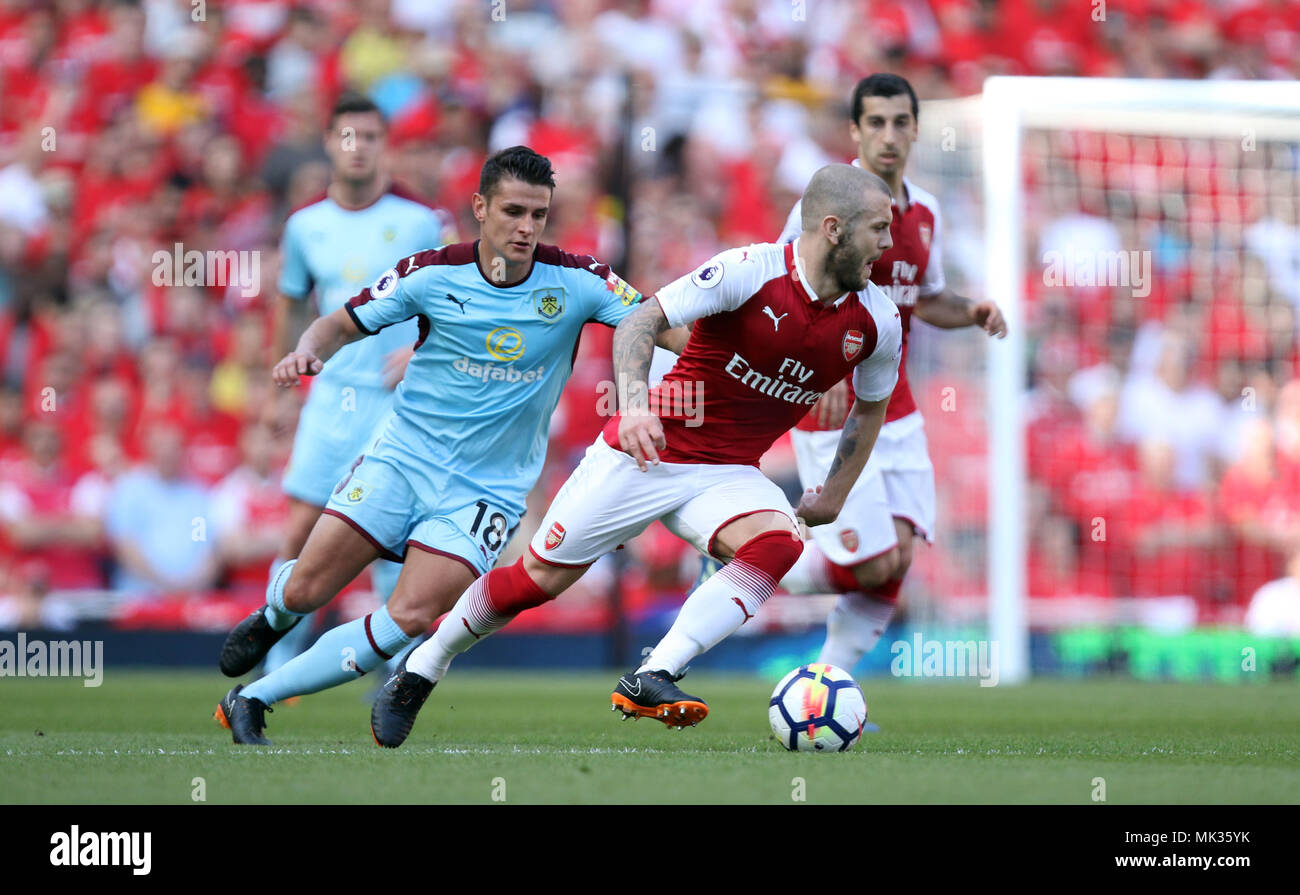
3, 746, 680, 757
5, 746, 1278, 759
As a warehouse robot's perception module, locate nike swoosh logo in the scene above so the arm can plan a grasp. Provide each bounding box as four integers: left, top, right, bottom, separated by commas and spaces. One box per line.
618, 677, 642, 696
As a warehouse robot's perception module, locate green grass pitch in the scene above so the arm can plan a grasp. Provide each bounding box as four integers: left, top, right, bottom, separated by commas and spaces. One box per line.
2, 671, 1298, 804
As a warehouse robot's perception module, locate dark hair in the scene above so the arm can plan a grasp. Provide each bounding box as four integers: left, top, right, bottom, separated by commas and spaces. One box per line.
478, 146, 556, 199
329, 92, 386, 129
850, 73, 918, 123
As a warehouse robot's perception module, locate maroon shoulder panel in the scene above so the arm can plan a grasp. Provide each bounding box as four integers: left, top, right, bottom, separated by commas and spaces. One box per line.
344, 243, 476, 315
533, 243, 609, 280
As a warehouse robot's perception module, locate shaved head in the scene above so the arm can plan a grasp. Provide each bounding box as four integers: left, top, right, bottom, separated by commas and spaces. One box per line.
797, 163, 895, 296
800, 163, 892, 233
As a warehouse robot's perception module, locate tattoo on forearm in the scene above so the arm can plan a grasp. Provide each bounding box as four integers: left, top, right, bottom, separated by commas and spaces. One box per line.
826, 412, 861, 482
613, 304, 667, 413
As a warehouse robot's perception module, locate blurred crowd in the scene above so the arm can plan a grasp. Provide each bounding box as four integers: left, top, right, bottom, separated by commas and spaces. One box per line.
1, 0, 1297, 628
1017, 128, 1300, 623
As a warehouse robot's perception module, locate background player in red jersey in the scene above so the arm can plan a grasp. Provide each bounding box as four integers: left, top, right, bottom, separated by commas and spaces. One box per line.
371, 164, 904, 745
774, 74, 1008, 676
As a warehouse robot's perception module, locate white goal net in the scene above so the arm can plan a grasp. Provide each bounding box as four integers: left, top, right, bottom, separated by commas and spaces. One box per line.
901, 78, 1300, 683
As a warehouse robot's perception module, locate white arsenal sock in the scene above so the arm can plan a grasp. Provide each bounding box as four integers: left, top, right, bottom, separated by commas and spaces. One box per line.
817, 592, 896, 671
405, 575, 498, 683
639, 560, 777, 676
405, 559, 552, 683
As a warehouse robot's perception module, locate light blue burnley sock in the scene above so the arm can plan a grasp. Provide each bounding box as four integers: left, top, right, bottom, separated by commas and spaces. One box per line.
263, 558, 304, 631
379, 635, 421, 682
262, 611, 316, 674
241, 606, 413, 706
368, 558, 408, 677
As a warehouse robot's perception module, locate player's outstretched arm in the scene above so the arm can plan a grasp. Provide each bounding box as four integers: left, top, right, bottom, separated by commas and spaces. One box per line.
795, 396, 889, 527
612, 299, 670, 470
914, 288, 1007, 337
272, 307, 366, 387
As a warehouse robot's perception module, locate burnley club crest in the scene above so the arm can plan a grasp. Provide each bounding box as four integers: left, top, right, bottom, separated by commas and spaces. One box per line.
533, 288, 565, 320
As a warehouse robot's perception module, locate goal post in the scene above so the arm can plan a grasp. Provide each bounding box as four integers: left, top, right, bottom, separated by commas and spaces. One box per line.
905, 77, 1300, 685
983, 77, 1031, 685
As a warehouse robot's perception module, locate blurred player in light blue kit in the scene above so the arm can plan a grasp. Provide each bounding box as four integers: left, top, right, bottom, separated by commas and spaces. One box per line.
214, 146, 687, 744
256, 93, 456, 674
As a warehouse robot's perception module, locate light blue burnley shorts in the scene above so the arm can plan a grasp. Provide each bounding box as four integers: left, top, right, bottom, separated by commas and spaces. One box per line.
322, 449, 519, 578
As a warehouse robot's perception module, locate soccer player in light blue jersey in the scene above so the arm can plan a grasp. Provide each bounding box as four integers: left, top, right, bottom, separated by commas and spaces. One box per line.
242, 93, 456, 675
215, 146, 686, 744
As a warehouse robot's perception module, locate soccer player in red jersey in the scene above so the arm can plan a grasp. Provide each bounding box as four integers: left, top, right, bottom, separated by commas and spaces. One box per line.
371, 163, 904, 745
772, 74, 1007, 676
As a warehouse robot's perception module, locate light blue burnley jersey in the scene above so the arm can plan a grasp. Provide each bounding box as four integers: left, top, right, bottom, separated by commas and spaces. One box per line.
278, 187, 456, 504
279, 187, 456, 391
344, 241, 645, 519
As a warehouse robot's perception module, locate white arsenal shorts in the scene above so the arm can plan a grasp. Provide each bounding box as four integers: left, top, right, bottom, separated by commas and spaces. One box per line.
530, 436, 799, 566
790, 410, 936, 567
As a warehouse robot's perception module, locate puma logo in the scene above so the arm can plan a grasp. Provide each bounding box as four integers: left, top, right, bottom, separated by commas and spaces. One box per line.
732, 597, 754, 623
445, 292, 470, 313
462, 618, 484, 640
762, 306, 787, 331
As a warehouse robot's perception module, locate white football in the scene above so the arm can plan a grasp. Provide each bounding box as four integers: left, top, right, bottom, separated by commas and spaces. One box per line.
769, 663, 868, 752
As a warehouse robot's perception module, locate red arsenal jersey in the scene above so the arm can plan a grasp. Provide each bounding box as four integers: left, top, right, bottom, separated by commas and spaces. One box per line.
781, 173, 945, 429
601, 241, 902, 467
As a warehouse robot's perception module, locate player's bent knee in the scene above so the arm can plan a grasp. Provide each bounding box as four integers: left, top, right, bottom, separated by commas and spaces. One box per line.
387, 593, 439, 637
281, 565, 322, 613
732, 528, 804, 580
714, 511, 800, 560
851, 549, 899, 590
521, 549, 552, 581
520, 553, 584, 599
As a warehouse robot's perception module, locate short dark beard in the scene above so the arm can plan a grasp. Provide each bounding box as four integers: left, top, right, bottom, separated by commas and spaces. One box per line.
827, 231, 870, 294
